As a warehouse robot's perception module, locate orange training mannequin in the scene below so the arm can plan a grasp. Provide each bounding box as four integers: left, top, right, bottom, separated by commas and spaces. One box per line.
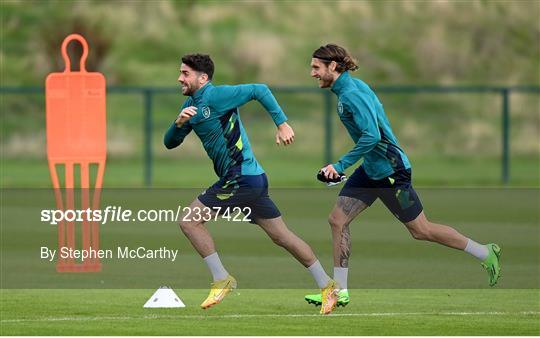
46, 34, 106, 272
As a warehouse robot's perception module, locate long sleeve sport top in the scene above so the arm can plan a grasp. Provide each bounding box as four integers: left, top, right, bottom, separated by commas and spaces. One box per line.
164, 82, 288, 179
331, 71, 411, 179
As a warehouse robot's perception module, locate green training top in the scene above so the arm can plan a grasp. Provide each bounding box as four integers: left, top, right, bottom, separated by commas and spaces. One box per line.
331, 71, 411, 179
164, 82, 288, 179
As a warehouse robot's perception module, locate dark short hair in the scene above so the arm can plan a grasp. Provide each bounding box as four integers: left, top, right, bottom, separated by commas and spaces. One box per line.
312, 44, 358, 73
181, 53, 214, 80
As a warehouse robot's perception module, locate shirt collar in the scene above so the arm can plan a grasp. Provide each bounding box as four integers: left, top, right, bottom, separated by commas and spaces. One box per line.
331, 71, 351, 96
192, 82, 212, 101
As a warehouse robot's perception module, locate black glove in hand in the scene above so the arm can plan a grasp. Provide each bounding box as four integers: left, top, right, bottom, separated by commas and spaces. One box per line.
316, 170, 347, 186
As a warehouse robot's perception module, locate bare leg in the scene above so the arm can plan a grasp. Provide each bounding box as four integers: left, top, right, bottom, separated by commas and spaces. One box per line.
178, 198, 217, 257
328, 196, 368, 267
255, 216, 317, 267
404, 211, 468, 250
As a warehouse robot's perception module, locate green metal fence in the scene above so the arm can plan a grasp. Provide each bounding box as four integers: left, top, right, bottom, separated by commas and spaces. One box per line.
1, 85, 539, 186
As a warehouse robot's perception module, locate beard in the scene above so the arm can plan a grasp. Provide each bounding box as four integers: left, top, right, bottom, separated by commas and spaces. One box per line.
318, 72, 334, 88
181, 81, 198, 96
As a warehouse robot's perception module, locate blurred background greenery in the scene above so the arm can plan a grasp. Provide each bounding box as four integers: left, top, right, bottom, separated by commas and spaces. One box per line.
1, 0, 539, 187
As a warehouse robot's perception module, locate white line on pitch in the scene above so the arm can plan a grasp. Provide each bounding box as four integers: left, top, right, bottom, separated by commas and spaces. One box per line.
1, 311, 539, 323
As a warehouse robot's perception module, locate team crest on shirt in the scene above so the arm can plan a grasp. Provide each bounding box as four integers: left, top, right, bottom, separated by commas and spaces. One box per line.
202, 106, 211, 119
337, 100, 344, 115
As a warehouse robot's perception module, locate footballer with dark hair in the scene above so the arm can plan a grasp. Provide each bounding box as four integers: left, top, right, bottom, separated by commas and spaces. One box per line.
165, 53, 339, 314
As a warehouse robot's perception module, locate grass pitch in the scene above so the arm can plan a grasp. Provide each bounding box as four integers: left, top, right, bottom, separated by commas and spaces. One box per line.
1, 166, 538, 335
1, 289, 539, 335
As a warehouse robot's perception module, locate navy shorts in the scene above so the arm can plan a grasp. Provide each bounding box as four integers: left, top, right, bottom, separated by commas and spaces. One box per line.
339, 166, 423, 223
198, 173, 281, 223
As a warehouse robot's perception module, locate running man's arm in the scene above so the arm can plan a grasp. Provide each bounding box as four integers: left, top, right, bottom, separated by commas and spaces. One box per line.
164, 122, 192, 149
209, 84, 288, 126
332, 93, 381, 173
164, 101, 194, 149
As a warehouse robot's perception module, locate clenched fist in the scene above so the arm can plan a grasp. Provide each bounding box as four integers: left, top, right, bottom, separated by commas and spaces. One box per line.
175, 106, 197, 127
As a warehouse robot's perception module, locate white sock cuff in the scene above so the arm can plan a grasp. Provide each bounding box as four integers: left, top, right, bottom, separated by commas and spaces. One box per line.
203, 252, 229, 281
203, 252, 219, 263
334, 267, 348, 290
464, 238, 489, 261
308, 260, 331, 288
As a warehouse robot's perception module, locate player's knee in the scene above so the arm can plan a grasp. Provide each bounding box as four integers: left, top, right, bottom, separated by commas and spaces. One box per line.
270, 235, 287, 248
407, 223, 432, 241
410, 229, 427, 240
328, 213, 344, 229
179, 218, 199, 234
264, 229, 287, 247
